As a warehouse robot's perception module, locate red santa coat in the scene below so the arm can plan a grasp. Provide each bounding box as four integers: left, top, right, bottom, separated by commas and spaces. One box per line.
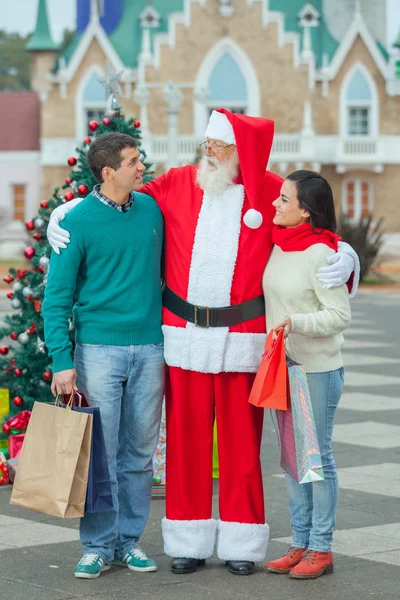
142, 165, 283, 374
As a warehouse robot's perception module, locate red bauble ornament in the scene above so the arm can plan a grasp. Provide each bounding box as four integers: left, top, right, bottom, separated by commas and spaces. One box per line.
37, 266, 45, 274
134, 120, 141, 128
13, 396, 23, 407
3, 275, 14, 284
7, 292, 13, 299
65, 177, 72, 185
67, 157, 77, 167
103, 117, 111, 126
40, 200, 48, 209
0, 346, 9, 356
25, 220, 35, 231
24, 247, 36, 260
33, 233, 42, 241
84, 137, 91, 144
10, 332, 18, 341
78, 184, 88, 196
43, 371, 52, 381
2, 423, 10, 435
14, 368, 22, 377
88, 120, 98, 132
64, 192, 75, 202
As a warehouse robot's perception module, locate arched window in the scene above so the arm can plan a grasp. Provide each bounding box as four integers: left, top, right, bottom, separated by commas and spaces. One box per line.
341, 65, 377, 137
194, 38, 260, 135
343, 179, 373, 220
208, 53, 247, 116
81, 70, 106, 135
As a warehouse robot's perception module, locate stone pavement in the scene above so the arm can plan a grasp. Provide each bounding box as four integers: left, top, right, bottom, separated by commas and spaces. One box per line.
0, 289, 399, 600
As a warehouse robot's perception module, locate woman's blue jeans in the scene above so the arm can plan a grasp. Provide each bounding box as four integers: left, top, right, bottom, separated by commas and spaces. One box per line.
285, 367, 344, 552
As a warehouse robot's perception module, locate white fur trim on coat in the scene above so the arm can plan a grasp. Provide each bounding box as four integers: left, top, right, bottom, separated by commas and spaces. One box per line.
162, 325, 266, 373
162, 517, 218, 559
166, 184, 253, 374
217, 520, 270, 562
204, 110, 236, 146
187, 185, 245, 307
338, 241, 360, 299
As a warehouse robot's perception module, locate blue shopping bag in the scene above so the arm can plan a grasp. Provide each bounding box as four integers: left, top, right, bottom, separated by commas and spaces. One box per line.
73, 405, 113, 513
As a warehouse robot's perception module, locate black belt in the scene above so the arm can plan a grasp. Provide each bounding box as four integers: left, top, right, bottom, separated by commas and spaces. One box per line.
162, 285, 265, 328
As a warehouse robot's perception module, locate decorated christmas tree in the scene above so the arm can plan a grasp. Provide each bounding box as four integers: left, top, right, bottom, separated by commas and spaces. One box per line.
0, 76, 152, 454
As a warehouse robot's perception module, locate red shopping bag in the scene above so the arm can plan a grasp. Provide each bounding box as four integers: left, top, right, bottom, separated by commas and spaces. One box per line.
248, 329, 288, 410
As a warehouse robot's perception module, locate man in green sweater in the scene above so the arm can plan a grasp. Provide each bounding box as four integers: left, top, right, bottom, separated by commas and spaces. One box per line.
42, 133, 164, 579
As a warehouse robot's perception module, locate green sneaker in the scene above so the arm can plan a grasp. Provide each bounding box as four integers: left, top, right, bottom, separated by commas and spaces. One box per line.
115, 547, 158, 572
74, 553, 110, 579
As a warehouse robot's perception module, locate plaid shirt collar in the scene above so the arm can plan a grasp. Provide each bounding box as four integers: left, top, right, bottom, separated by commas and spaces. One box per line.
92, 184, 134, 213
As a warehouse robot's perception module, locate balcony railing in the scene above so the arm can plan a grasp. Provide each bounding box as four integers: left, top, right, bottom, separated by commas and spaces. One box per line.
342, 137, 378, 156
41, 135, 400, 169
147, 134, 303, 163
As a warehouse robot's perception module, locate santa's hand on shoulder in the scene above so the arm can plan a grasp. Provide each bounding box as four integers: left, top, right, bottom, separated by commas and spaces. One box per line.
47, 198, 83, 254
316, 241, 360, 297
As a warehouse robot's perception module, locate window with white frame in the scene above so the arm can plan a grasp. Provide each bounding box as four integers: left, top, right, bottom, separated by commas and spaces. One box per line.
343, 179, 373, 220
82, 71, 107, 135
208, 53, 248, 115
346, 68, 373, 136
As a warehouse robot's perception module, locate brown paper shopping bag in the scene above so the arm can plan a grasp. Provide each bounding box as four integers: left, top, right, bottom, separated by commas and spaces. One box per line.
10, 400, 92, 518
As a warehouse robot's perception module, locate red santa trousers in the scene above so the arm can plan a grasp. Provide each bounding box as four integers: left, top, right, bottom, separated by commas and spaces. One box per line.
162, 366, 270, 562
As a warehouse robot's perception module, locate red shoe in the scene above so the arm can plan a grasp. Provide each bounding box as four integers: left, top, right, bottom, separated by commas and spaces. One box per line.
289, 550, 334, 579
266, 547, 306, 574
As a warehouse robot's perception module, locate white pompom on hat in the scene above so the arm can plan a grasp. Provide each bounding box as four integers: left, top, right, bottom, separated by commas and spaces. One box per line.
204, 110, 236, 146
243, 208, 263, 229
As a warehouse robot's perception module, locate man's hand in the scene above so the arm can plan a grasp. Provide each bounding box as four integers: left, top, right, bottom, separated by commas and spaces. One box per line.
51, 369, 78, 397
272, 316, 292, 340
47, 198, 84, 254
317, 251, 354, 289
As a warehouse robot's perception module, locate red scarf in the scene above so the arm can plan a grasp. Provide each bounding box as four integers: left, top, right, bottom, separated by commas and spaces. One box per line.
272, 223, 341, 252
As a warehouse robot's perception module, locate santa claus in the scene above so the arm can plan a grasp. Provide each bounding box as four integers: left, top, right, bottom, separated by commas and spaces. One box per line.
47, 109, 358, 576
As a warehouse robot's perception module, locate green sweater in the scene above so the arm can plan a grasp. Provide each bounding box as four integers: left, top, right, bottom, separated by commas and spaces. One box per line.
42, 192, 163, 373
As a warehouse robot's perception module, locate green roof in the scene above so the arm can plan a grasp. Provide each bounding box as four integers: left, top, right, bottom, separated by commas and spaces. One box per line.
59, 0, 389, 71
26, 0, 58, 52
60, 0, 184, 69
269, 0, 338, 68
109, 0, 184, 68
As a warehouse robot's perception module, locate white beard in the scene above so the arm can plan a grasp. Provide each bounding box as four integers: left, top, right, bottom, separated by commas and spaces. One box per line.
196, 152, 239, 197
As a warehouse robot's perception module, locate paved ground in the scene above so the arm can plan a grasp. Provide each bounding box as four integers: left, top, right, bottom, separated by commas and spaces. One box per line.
1, 289, 400, 600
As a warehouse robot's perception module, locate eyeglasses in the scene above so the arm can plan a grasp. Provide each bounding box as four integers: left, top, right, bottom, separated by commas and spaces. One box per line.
199, 140, 233, 154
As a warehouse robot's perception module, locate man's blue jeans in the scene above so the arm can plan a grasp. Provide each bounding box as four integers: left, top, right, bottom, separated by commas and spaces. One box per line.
285, 367, 344, 552
74, 342, 164, 562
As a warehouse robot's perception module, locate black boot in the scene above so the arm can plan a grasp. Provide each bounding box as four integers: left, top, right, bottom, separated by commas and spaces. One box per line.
170, 558, 206, 574
227, 561, 255, 575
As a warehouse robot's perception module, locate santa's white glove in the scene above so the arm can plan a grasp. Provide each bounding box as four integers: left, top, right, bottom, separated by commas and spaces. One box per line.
316, 241, 360, 298
47, 198, 84, 254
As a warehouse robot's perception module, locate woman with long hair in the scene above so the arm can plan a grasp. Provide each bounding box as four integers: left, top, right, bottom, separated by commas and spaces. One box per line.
263, 170, 351, 579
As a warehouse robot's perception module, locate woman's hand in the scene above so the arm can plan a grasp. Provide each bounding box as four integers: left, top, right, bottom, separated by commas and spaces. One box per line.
272, 316, 292, 340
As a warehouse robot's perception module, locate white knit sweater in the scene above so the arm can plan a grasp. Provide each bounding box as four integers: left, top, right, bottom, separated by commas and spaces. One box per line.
262, 244, 351, 373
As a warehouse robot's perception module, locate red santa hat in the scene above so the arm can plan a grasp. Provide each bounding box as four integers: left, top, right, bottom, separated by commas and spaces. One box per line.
204, 109, 275, 229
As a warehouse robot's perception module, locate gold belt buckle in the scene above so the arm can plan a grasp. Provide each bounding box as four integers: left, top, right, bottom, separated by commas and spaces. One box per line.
194, 305, 210, 328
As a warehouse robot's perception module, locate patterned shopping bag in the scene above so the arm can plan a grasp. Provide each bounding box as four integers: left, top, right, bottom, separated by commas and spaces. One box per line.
274, 358, 324, 484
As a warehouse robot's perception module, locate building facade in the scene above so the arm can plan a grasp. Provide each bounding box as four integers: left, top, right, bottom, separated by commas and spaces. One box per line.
0, 93, 40, 259
13, 0, 400, 242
